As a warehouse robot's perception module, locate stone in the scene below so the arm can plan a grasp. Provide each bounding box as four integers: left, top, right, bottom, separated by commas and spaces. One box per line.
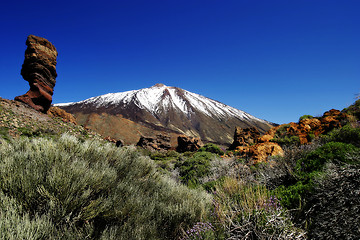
176, 135, 203, 152
15, 35, 58, 113
234, 142, 284, 163
104, 136, 125, 147
229, 127, 260, 150
116, 140, 124, 147
48, 107, 77, 124
137, 134, 171, 151
321, 109, 347, 133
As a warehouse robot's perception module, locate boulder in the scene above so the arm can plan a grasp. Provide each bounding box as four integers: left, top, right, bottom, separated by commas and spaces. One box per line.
104, 136, 125, 147
234, 142, 284, 163
176, 135, 203, 152
116, 140, 124, 148
137, 134, 171, 151
15, 35, 58, 113
249, 142, 284, 163
229, 127, 260, 150
321, 109, 347, 133
48, 106, 77, 124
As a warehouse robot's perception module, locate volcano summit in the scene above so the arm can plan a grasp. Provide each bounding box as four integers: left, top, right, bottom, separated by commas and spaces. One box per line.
56, 84, 273, 145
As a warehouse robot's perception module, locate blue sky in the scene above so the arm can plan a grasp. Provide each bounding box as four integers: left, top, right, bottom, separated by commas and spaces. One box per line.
0, 0, 359, 124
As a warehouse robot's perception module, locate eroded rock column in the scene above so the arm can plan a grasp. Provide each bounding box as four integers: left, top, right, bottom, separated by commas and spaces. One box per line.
15, 35, 58, 113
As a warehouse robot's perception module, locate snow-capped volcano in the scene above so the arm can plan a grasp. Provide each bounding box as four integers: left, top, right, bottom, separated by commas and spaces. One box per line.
56, 84, 273, 145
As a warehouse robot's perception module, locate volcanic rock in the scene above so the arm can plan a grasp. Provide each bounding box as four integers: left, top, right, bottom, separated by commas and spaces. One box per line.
233, 142, 284, 163
15, 35, 58, 113
104, 136, 125, 147
261, 109, 348, 145
229, 127, 260, 150
321, 109, 347, 133
116, 140, 124, 147
137, 134, 171, 151
176, 135, 203, 153
48, 107, 77, 124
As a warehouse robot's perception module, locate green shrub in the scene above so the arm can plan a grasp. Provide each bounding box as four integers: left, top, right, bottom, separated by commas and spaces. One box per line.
342, 99, 360, 120
177, 152, 214, 188
297, 141, 359, 174
213, 178, 306, 239
299, 115, 313, 121
272, 135, 300, 145
275, 141, 359, 210
271, 124, 302, 146
0, 126, 10, 142
322, 124, 360, 147
198, 143, 224, 155
274, 181, 314, 210
0, 134, 211, 239
276, 124, 290, 135
150, 150, 180, 161
0, 190, 56, 240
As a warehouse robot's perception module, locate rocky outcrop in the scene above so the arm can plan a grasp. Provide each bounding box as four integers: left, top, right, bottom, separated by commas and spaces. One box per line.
260, 109, 348, 145
15, 35, 58, 113
229, 109, 349, 163
228, 126, 283, 163
137, 134, 171, 151
48, 107, 77, 124
321, 109, 347, 133
234, 142, 284, 164
176, 135, 203, 152
229, 127, 260, 150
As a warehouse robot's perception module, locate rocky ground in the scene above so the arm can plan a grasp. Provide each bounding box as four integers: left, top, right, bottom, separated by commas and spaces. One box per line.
0, 97, 102, 141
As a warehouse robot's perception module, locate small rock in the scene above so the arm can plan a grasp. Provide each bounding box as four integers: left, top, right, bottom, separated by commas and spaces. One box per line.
137, 134, 171, 151
176, 135, 203, 152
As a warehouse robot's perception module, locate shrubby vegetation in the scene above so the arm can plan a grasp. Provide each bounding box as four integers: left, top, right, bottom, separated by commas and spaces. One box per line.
1, 99, 359, 239
198, 143, 225, 155
0, 134, 210, 239
299, 115, 313, 121
271, 124, 301, 146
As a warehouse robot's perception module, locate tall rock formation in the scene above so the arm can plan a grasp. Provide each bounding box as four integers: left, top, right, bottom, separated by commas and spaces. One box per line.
229, 127, 260, 150
15, 35, 58, 113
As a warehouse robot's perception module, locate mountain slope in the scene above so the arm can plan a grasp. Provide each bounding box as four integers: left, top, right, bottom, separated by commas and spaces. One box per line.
56, 84, 274, 145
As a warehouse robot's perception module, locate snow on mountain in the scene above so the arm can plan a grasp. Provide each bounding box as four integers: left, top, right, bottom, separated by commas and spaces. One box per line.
55, 83, 267, 124
56, 84, 273, 145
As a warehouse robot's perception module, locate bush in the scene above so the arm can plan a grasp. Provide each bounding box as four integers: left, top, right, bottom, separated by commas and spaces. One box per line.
149, 150, 180, 161
272, 135, 300, 146
0, 126, 10, 142
297, 141, 359, 174
177, 152, 214, 188
0, 134, 211, 239
343, 99, 360, 121
299, 115, 313, 121
198, 143, 224, 155
305, 163, 360, 239
322, 124, 360, 147
271, 124, 301, 146
213, 178, 306, 239
274, 141, 359, 210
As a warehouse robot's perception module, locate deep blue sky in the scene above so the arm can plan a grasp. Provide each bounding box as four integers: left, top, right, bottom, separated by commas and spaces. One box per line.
1, 0, 359, 124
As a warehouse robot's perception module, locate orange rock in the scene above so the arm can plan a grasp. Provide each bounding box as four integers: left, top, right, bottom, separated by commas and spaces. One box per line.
249, 142, 284, 163
234, 142, 283, 163
48, 106, 77, 124
229, 127, 260, 150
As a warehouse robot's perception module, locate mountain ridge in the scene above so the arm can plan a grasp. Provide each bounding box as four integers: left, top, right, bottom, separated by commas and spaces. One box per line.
56, 84, 274, 145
